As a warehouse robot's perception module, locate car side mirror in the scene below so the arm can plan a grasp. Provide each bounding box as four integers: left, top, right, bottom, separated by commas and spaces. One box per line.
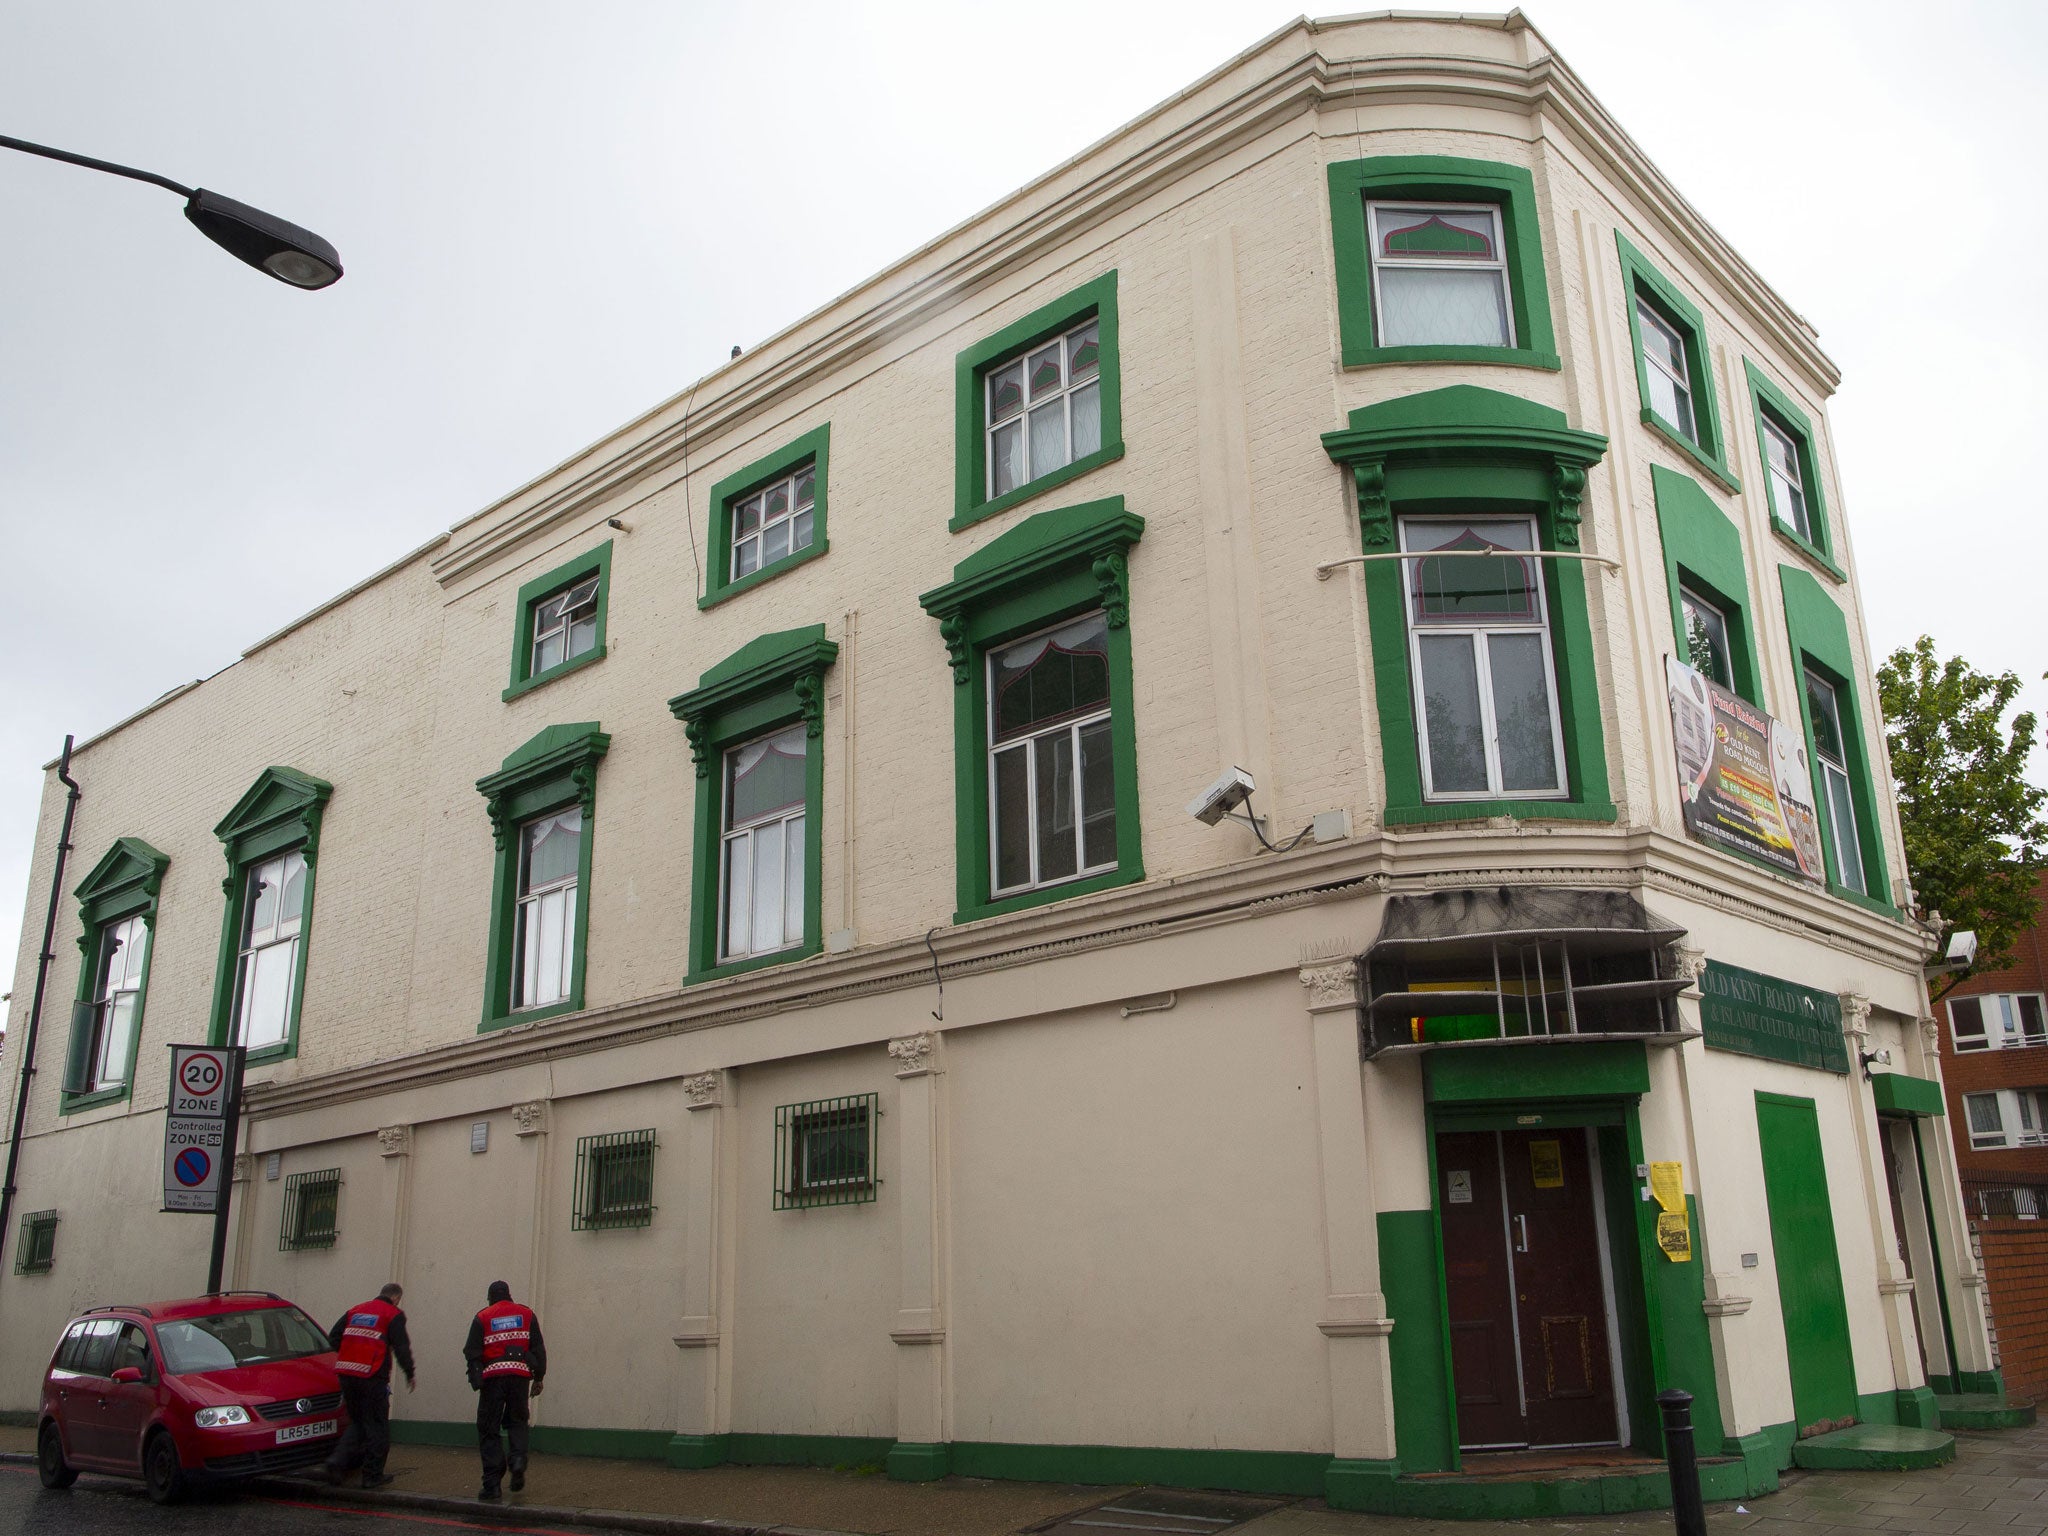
110, 1366, 145, 1385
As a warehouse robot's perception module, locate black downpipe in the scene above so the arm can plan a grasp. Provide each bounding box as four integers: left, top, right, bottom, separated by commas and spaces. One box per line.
0, 736, 80, 1292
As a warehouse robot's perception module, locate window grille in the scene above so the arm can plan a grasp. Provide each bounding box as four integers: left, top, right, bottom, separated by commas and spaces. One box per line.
774, 1093, 879, 1211
279, 1169, 341, 1251
573, 1129, 656, 1231
14, 1210, 57, 1275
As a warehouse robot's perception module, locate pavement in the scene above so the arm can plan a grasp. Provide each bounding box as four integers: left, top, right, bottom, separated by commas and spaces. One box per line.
5, 1418, 2046, 1535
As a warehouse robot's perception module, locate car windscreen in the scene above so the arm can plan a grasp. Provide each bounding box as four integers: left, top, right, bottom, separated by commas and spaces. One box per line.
155, 1306, 331, 1375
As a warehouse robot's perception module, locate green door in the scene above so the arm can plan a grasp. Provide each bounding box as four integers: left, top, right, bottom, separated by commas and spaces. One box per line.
1756, 1093, 1858, 1434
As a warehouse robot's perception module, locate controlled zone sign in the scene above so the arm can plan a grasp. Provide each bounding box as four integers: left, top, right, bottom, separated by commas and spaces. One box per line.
163, 1044, 238, 1213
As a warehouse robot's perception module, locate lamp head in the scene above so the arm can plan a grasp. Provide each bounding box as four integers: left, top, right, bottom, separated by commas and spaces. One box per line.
183, 188, 342, 289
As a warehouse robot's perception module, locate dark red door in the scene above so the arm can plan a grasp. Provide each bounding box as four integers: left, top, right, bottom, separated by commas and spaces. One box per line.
1437, 1131, 1526, 1448
1501, 1129, 1618, 1447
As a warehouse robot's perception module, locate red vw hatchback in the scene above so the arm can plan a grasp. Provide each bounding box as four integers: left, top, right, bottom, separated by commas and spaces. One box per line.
38, 1292, 345, 1503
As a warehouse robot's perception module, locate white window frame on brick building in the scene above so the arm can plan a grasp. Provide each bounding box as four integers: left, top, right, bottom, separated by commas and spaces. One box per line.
1951, 993, 2048, 1053
1965, 1088, 2048, 1150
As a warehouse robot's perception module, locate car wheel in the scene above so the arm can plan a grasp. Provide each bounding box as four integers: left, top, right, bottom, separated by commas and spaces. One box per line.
143, 1431, 184, 1505
37, 1422, 77, 1490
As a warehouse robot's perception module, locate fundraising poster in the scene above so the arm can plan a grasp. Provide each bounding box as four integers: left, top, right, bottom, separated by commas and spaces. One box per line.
1666, 656, 1824, 883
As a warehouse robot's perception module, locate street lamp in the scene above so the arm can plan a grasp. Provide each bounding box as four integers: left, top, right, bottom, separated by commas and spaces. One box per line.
1, 133, 343, 289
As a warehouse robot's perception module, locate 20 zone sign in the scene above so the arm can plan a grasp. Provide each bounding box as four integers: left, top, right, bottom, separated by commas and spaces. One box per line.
171, 1047, 230, 1118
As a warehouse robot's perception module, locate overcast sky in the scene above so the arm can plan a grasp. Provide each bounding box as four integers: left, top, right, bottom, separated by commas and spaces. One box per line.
4, 1, 2043, 1028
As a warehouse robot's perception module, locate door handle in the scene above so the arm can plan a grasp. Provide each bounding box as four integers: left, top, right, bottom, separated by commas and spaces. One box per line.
1513, 1214, 1530, 1254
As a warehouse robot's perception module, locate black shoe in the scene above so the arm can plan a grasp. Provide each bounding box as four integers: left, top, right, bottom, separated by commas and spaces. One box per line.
362, 1472, 396, 1490
479, 1485, 500, 1502
509, 1469, 525, 1493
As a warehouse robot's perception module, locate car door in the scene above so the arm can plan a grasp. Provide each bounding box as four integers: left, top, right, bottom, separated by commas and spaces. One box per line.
98, 1324, 160, 1471
60, 1319, 122, 1465
44, 1322, 98, 1463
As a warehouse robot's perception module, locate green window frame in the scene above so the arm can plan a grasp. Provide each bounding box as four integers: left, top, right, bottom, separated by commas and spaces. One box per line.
773, 1093, 879, 1210
1616, 232, 1739, 493
1322, 385, 1613, 826
61, 836, 169, 1112
953, 271, 1124, 531
1326, 155, 1560, 371
701, 424, 830, 608
279, 1168, 340, 1252
1652, 466, 1762, 705
669, 627, 837, 983
571, 1129, 656, 1231
208, 767, 332, 1065
919, 495, 1146, 921
503, 540, 614, 701
476, 723, 610, 1029
1742, 360, 1841, 577
1779, 566, 1894, 914
14, 1210, 57, 1275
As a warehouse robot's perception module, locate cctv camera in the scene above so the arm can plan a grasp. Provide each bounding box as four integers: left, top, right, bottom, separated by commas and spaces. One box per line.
1946, 929, 1978, 969
1187, 766, 1255, 826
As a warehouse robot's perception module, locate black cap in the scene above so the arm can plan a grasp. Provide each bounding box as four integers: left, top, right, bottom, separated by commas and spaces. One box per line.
487, 1280, 512, 1302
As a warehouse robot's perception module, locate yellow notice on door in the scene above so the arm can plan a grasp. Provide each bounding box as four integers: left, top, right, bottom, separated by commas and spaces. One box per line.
1656, 1209, 1693, 1262
1529, 1139, 1564, 1189
1650, 1160, 1686, 1214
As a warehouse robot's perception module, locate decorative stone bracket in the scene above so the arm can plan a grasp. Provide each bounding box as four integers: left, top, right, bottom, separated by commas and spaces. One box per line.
511, 1101, 549, 1138
1300, 960, 1361, 1012
682, 1071, 729, 1110
889, 1032, 940, 1078
377, 1125, 413, 1159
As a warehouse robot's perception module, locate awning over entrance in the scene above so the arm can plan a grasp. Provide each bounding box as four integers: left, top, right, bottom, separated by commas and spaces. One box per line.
1359, 886, 1693, 1058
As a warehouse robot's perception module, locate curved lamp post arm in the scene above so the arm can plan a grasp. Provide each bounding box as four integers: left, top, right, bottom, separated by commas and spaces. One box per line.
1, 132, 343, 289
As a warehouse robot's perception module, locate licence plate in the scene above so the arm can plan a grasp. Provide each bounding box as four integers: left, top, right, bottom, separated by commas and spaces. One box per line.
275, 1419, 338, 1445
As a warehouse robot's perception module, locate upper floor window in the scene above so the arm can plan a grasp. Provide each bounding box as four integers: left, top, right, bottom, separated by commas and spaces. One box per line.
732, 464, 816, 582
703, 425, 832, 607
515, 809, 582, 1011
986, 318, 1102, 503
1744, 362, 1836, 571
1679, 585, 1733, 690
64, 836, 170, 1108
81, 915, 148, 1094
720, 725, 809, 963
1952, 994, 2048, 1052
1617, 233, 1739, 492
1403, 517, 1566, 801
1803, 669, 1866, 897
989, 613, 1118, 898
1967, 1089, 2048, 1150
1636, 298, 1697, 444
1761, 411, 1813, 542
1367, 202, 1513, 349
953, 273, 1123, 531
235, 850, 306, 1052
504, 543, 612, 701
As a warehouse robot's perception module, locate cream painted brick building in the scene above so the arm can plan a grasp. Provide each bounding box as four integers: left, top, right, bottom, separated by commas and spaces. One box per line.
0, 11, 2000, 1516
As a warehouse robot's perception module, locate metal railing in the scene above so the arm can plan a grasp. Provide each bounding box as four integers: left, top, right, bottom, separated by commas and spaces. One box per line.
1963, 1179, 2048, 1221
279, 1170, 340, 1251
774, 1094, 879, 1211
572, 1129, 656, 1231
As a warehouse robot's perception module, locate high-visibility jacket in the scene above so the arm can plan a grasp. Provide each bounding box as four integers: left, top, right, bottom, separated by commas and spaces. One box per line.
335, 1298, 400, 1378
475, 1302, 541, 1379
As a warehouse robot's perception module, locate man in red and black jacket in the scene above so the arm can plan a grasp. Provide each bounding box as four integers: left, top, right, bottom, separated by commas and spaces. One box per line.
325, 1282, 416, 1487
462, 1279, 546, 1499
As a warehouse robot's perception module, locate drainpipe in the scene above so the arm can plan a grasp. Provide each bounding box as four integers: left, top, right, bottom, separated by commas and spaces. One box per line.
0, 736, 81, 1293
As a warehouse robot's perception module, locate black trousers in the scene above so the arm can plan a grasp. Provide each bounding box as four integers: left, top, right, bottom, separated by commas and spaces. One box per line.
476, 1376, 531, 1486
329, 1378, 391, 1477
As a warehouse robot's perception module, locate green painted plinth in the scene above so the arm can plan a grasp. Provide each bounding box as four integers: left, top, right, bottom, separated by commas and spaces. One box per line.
1790, 1424, 1954, 1471
1936, 1393, 2037, 1430
886, 1441, 951, 1481
665, 1433, 730, 1469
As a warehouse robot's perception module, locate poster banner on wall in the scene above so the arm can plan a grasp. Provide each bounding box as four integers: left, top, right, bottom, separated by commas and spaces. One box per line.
1666, 656, 1825, 883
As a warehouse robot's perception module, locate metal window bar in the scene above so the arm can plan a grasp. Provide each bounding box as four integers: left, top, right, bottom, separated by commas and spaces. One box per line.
14, 1210, 57, 1274
279, 1170, 341, 1252
572, 1129, 656, 1231
774, 1093, 880, 1211
1964, 1180, 2048, 1222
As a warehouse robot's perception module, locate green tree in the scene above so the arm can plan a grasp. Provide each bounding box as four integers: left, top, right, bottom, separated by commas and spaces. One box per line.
1877, 636, 2046, 971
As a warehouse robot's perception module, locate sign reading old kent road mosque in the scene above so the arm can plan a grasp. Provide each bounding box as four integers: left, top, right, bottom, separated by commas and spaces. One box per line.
1698, 962, 1850, 1074
1665, 656, 1825, 884
162, 1044, 232, 1212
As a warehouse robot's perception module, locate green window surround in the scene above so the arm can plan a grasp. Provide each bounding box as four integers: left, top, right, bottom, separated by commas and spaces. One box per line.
503, 540, 614, 701
279, 1168, 341, 1251
1651, 465, 1763, 706
61, 836, 169, 1112
476, 723, 610, 1029
1321, 386, 1613, 825
918, 495, 1146, 922
1615, 232, 1739, 493
953, 271, 1124, 532
701, 423, 831, 608
1742, 360, 1842, 578
669, 626, 837, 984
1326, 155, 1560, 371
13, 1210, 57, 1275
572, 1129, 657, 1230
208, 766, 333, 1065
1778, 566, 1895, 915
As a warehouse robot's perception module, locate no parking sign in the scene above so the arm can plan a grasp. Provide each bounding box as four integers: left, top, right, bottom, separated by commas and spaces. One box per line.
163, 1045, 240, 1213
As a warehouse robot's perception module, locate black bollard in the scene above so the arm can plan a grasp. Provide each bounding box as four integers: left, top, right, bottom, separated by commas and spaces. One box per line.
1658, 1388, 1708, 1536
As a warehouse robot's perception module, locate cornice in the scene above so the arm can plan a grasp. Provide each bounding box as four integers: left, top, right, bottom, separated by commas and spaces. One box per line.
241, 814, 1926, 1124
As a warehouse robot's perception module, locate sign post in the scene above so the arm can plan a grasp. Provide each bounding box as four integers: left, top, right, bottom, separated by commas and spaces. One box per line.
163, 1044, 245, 1294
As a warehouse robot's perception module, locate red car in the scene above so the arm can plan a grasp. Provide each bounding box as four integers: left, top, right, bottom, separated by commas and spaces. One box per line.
37, 1291, 346, 1503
